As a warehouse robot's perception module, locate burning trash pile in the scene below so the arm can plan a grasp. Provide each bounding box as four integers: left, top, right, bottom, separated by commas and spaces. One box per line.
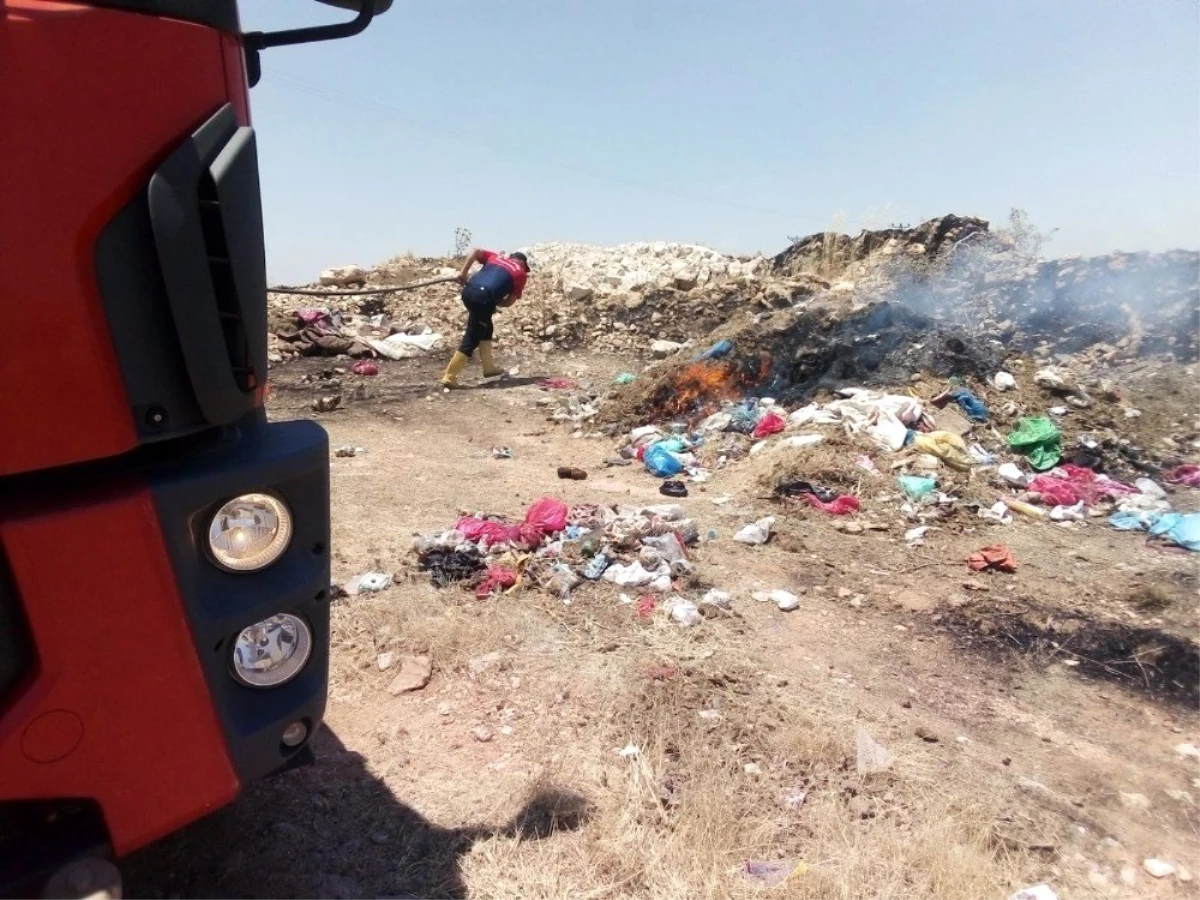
411, 496, 723, 622
602, 336, 1200, 551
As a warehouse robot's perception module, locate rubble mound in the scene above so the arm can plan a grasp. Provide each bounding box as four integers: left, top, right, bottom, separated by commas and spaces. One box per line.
772, 214, 990, 278
525, 240, 768, 298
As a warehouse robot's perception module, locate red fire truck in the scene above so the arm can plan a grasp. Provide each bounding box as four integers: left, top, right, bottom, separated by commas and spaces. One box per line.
0, 2, 388, 894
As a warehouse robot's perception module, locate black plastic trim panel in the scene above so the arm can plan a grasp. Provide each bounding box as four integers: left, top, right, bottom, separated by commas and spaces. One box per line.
146, 417, 331, 783
88, 1, 240, 33
0, 551, 33, 716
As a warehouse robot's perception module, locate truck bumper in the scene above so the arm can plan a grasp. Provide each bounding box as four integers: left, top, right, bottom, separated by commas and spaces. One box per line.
0, 418, 329, 883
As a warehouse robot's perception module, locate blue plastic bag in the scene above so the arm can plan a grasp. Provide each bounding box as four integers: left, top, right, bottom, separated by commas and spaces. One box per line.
644, 444, 683, 478
694, 338, 734, 361
1108, 510, 1150, 531
1149, 512, 1200, 551
950, 388, 989, 423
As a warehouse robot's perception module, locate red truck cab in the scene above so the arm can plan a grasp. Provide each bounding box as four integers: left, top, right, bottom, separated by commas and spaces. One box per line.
0, 2, 386, 894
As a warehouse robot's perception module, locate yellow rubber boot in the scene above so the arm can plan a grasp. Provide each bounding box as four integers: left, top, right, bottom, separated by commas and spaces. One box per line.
440, 351, 470, 387
478, 341, 504, 378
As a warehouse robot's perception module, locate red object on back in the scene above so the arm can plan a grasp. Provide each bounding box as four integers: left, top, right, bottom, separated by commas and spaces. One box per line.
0, 1, 243, 476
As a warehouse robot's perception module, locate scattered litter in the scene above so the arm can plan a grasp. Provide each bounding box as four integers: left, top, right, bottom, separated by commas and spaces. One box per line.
474, 565, 518, 599
582, 553, 611, 580
966, 544, 1018, 573
1049, 501, 1086, 522
350, 360, 379, 376
1008, 884, 1058, 900
418, 547, 485, 587
909, 430, 976, 470
659, 480, 688, 498
1007, 417, 1063, 471
668, 599, 702, 627
979, 502, 1013, 525
938, 387, 989, 422
742, 859, 806, 887
363, 331, 442, 360
701, 589, 732, 609
905, 526, 931, 544
997, 462, 1030, 487
770, 589, 800, 611
992, 371, 1017, 391
618, 744, 640, 759
1165, 464, 1200, 488
751, 410, 786, 439
537, 377, 577, 390
855, 726, 895, 775
644, 443, 684, 478
614, 372, 637, 385
334, 445, 365, 458
694, 338, 734, 361
898, 474, 937, 501
346, 572, 392, 595
734, 517, 775, 545
855, 455, 882, 476
634, 595, 659, 619
802, 494, 861, 515
557, 466, 588, 480
1005, 498, 1046, 519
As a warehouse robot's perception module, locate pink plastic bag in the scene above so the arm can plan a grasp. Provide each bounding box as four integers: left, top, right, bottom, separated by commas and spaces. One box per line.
752, 411, 786, 439
455, 517, 521, 547
524, 497, 568, 534
1165, 465, 1200, 488
803, 494, 861, 515
351, 360, 379, 376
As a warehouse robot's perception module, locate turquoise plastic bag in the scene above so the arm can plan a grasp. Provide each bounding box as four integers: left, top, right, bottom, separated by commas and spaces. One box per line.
898, 475, 937, 500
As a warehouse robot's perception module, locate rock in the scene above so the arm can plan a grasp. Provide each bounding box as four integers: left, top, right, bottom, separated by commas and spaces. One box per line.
674, 270, 699, 291
915, 726, 941, 743
386, 655, 432, 695
1174, 742, 1200, 759
743, 762, 764, 777
319, 264, 366, 287
472, 725, 494, 743
1118, 792, 1151, 811
1120, 865, 1139, 888
651, 339, 684, 359
377, 651, 396, 671
1143, 858, 1176, 878
856, 726, 894, 775
468, 650, 506, 678
566, 284, 593, 302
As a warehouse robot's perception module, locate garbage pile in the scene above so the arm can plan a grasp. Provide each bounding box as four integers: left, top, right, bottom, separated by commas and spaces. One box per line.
412, 497, 725, 620
268, 306, 443, 362
607, 363, 1200, 551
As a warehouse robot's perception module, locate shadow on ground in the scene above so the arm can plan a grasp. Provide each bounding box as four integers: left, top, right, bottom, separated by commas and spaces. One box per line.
122, 730, 591, 899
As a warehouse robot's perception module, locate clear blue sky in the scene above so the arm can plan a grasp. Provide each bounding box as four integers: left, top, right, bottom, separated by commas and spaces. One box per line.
242, 0, 1200, 283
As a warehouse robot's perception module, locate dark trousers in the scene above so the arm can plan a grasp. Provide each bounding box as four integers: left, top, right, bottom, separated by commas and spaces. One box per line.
459, 285, 498, 355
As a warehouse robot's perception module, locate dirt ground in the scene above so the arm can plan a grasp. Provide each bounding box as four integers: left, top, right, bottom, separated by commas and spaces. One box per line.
124, 347, 1200, 900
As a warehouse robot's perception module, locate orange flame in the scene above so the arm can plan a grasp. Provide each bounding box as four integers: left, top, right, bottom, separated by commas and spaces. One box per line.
652, 352, 773, 420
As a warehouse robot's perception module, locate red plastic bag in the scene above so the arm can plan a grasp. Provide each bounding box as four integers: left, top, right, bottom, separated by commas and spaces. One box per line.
523, 497, 568, 535
635, 595, 658, 620
351, 360, 379, 376
455, 517, 521, 547
752, 410, 786, 439
474, 565, 517, 599
966, 544, 1017, 573
802, 494, 860, 515
1165, 465, 1200, 488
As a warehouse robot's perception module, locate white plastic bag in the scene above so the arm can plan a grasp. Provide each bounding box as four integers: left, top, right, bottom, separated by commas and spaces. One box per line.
734, 516, 775, 545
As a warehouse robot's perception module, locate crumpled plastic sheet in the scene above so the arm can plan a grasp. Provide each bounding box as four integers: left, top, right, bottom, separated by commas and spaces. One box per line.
966, 544, 1018, 573
474, 565, 518, 599
1165, 465, 1200, 488
1028, 464, 1136, 507
802, 494, 861, 515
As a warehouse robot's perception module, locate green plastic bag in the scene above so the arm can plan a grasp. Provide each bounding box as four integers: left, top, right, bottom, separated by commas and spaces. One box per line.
614, 372, 637, 385
897, 474, 937, 500
1006, 417, 1062, 471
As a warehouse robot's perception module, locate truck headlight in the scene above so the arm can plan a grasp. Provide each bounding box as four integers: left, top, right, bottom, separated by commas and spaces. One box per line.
231, 614, 312, 688
208, 492, 292, 572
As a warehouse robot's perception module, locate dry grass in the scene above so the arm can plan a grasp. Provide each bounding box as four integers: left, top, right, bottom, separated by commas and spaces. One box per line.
329, 568, 1031, 899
